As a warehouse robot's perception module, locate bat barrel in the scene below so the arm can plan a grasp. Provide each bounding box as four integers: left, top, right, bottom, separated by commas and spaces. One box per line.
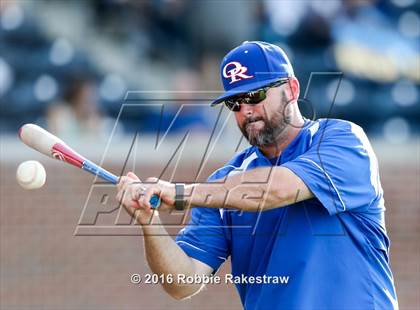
19, 123, 160, 209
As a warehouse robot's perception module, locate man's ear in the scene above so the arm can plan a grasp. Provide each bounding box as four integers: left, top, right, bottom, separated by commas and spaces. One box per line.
286, 77, 300, 101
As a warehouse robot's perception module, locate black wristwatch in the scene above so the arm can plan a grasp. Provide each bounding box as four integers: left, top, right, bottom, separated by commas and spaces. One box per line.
175, 183, 186, 210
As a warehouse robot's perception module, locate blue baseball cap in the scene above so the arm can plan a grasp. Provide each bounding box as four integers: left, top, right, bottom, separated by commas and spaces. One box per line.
211, 41, 294, 106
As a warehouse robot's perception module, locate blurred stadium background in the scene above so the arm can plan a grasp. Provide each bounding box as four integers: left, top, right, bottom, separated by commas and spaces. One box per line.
0, 0, 419, 309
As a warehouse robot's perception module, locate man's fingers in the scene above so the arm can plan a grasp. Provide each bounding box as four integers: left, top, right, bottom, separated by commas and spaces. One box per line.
142, 186, 161, 209
117, 172, 140, 192
118, 175, 134, 193
117, 176, 126, 191
131, 185, 145, 201
127, 171, 141, 181
119, 176, 170, 211
117, 188, 129, 205
117, 189, 142, 213
130, 187, 142, 209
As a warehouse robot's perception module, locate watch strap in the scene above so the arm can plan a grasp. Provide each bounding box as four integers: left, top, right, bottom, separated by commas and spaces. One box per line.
175, 183, 186, 210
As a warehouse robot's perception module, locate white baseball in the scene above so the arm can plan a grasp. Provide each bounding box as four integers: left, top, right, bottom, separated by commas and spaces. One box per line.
16, 160, 46, 190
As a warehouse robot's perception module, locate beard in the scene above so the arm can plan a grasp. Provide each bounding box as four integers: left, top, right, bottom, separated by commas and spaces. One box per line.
239, 95, 292, 147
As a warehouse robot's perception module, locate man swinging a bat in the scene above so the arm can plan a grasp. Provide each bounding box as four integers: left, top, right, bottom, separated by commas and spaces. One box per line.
116, 41, 398, 309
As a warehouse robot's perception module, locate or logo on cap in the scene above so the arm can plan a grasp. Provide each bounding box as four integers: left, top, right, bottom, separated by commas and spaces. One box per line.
222, 61, 254, 84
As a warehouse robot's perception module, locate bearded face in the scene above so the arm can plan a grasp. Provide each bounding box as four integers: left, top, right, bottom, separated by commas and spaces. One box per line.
238, 91, 292, 147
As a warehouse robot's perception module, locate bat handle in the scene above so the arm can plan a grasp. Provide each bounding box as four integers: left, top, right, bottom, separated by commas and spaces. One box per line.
82, 160, 161, 209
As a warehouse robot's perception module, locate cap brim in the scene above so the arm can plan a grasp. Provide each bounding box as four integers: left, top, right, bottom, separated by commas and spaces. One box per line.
210, 77, 283, 107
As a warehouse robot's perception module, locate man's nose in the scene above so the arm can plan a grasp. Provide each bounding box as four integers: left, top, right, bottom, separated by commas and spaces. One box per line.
240, 103, 254, 116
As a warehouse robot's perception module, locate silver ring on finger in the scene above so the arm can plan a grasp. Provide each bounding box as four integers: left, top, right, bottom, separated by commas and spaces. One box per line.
136, 187, 146, 195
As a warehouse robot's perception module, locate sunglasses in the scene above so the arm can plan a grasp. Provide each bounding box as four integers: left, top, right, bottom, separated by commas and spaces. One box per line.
223, 79, 290, 112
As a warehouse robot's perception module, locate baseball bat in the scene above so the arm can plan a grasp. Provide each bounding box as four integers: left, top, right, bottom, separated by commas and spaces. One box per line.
18, 123, 160, 209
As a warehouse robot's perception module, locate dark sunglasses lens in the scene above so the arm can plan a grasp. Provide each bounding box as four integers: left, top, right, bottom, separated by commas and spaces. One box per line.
224, 99, 240, 111
223, 88, 269, 111
247, 89, 266, 104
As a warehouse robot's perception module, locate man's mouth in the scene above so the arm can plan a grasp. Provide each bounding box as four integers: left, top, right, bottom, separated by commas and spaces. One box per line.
246, 120, 265, 131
